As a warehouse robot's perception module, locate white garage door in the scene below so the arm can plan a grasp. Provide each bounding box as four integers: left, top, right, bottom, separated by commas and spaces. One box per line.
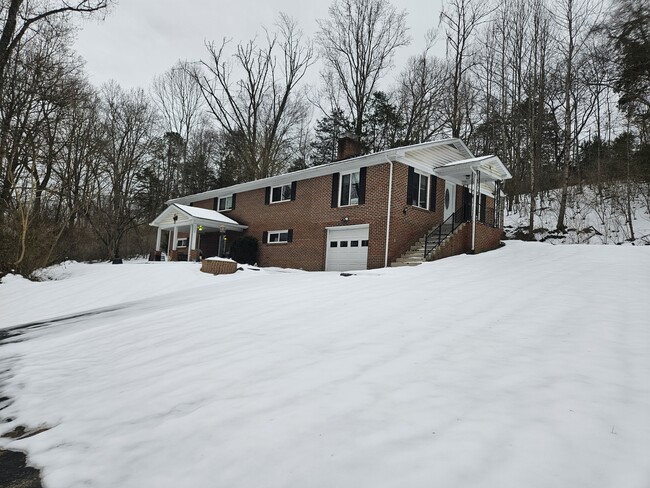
326, 224, 369, 272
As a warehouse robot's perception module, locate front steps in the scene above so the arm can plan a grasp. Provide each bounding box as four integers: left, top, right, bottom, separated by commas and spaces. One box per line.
391, 222, 465, 267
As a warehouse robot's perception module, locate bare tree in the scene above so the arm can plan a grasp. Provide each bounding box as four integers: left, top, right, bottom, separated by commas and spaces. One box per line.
152, 60, 204, 147
89, 82, 155, 260
397, 46, 448, 144
440, 0, 493, 138
316, 0, 409, 138
0, 0, 108, 90
192, 14, 313, 181
554, 0, 603, 231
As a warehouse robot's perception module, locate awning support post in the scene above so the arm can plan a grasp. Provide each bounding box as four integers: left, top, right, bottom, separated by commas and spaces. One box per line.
471, 169, 478, 253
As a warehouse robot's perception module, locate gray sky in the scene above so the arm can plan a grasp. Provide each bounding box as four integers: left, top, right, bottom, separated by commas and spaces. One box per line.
73, 0, 446, 91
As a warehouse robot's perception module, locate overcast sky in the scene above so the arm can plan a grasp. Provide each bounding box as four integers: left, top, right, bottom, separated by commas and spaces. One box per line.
73, 0, 446, 91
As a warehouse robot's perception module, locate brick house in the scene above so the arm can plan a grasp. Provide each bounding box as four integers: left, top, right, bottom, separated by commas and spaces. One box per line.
150, 137, 511, 271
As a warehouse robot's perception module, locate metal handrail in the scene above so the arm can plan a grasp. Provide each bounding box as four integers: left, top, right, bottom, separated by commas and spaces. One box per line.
422, 203, 500, 259
423, 207, 468, 258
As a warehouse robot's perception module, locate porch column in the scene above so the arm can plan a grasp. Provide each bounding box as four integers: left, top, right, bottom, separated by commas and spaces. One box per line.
471, 169, 478, 253
188, 224, 196, 262
172, 225, 178, 251
155, 227, 162, 252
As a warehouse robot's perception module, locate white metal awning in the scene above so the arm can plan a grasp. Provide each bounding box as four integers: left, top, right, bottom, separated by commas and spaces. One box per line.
434, 156, 512, 185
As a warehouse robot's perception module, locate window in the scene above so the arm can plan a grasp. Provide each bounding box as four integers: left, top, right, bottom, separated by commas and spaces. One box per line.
340, 170, 360, 206
267, 230, 291, 244
409, 170, 429, 208
271, 184, 292, 203
176, 238, 188, 248
417, 172, 429, 208
218, 195, 233, 211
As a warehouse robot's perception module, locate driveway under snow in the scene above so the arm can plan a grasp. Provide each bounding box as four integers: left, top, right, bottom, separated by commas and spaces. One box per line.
0, 242, 649, 488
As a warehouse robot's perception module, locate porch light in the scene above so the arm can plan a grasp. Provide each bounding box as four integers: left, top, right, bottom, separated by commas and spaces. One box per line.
198, 225, 203, 232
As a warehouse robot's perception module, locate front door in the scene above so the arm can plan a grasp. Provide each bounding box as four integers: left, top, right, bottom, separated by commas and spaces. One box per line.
443, 180, 456, 220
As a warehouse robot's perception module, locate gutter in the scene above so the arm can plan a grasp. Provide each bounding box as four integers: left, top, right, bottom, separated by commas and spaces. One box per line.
384, 157, 394, 267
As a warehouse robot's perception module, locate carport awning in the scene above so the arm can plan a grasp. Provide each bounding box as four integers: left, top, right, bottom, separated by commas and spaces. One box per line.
435, 156, 512, 185
149, 203, 247, 232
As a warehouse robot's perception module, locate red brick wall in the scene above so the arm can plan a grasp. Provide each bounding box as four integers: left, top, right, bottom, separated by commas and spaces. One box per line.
385, 164, 444, 263
192, 199, 213, 210
190, 164, 501, 270
193, 162, 448, 270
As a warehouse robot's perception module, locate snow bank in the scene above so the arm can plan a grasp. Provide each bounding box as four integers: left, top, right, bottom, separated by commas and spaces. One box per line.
505, 184, 650, 245
0, 242, 649, 488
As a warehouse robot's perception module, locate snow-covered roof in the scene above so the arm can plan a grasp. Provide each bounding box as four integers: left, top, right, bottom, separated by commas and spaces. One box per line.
149, 203, 247, 231
167, 138, 478, 206
173, 204, 240, 225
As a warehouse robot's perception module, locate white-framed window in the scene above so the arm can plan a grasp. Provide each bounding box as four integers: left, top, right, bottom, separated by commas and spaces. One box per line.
267, 229, 290, 244
414, 170, 429, 209
176, 238, 188, 248
271, 184, 292, 203
218, 195, 233, 211
339, 170, 360, 206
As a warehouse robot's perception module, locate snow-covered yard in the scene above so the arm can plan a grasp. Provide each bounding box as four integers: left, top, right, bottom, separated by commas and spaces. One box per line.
1, 242, 649, 488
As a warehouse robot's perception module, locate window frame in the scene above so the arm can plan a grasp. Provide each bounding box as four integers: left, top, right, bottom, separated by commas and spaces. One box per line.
339, 170, 361, 207
270, 184, 292, 204
413, 170, 430, 209
217, 194, 233, 212
176, 237, 188, 248
267, 229, 290, 244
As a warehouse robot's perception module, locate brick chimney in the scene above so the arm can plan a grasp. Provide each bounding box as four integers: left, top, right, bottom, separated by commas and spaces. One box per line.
336, 132, 361, 161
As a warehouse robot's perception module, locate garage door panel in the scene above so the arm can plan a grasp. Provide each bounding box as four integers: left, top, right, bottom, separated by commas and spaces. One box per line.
326, 225, 369, 271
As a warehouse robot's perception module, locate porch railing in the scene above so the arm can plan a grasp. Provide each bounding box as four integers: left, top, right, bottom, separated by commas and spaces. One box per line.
423, 207, 467, 258
423, 204, 499, 259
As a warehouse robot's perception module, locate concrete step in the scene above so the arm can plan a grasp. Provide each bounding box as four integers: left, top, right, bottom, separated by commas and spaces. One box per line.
391, 261, 422, 267
395, 255, 425, 263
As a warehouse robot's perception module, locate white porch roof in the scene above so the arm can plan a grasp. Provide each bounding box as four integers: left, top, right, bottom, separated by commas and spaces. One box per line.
149, 203, 247, 231
434, 155, 512, 185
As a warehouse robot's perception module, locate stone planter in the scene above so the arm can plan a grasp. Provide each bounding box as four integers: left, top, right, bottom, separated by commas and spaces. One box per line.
201, 258, 237, 275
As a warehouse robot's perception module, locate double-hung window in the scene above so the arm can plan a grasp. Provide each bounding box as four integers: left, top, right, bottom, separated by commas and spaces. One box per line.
340, 170, 360, 206
412, 170, 429, 209
176, 238, 188, 248
218, 195, 233, 211
271, 184, 292, 203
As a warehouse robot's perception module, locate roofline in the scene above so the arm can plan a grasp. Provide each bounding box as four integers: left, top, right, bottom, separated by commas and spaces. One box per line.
167, 138, 474, 205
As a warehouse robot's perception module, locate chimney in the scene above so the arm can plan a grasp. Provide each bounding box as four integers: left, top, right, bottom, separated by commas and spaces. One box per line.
336, 132, 361, 161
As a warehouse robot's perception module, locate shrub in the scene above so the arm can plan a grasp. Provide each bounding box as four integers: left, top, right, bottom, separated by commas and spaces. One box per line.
229, 236, 258, 265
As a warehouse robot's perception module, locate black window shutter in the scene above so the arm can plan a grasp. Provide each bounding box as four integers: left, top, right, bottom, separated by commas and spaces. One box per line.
213, 198, 218, 211
262, 231, 268, 244
231, 193, 236, 210
331, 173, 340, 208
429, 176, 437, 211
287, 229, 293, 242
264, 187, 271, 205
358, 167, 367, 204
407, 166, 415, 205
290, 181, 297, 201
189, 202, 194, 206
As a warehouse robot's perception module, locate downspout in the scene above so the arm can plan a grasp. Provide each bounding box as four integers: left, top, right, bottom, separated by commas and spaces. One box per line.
384, 157, 394, 267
